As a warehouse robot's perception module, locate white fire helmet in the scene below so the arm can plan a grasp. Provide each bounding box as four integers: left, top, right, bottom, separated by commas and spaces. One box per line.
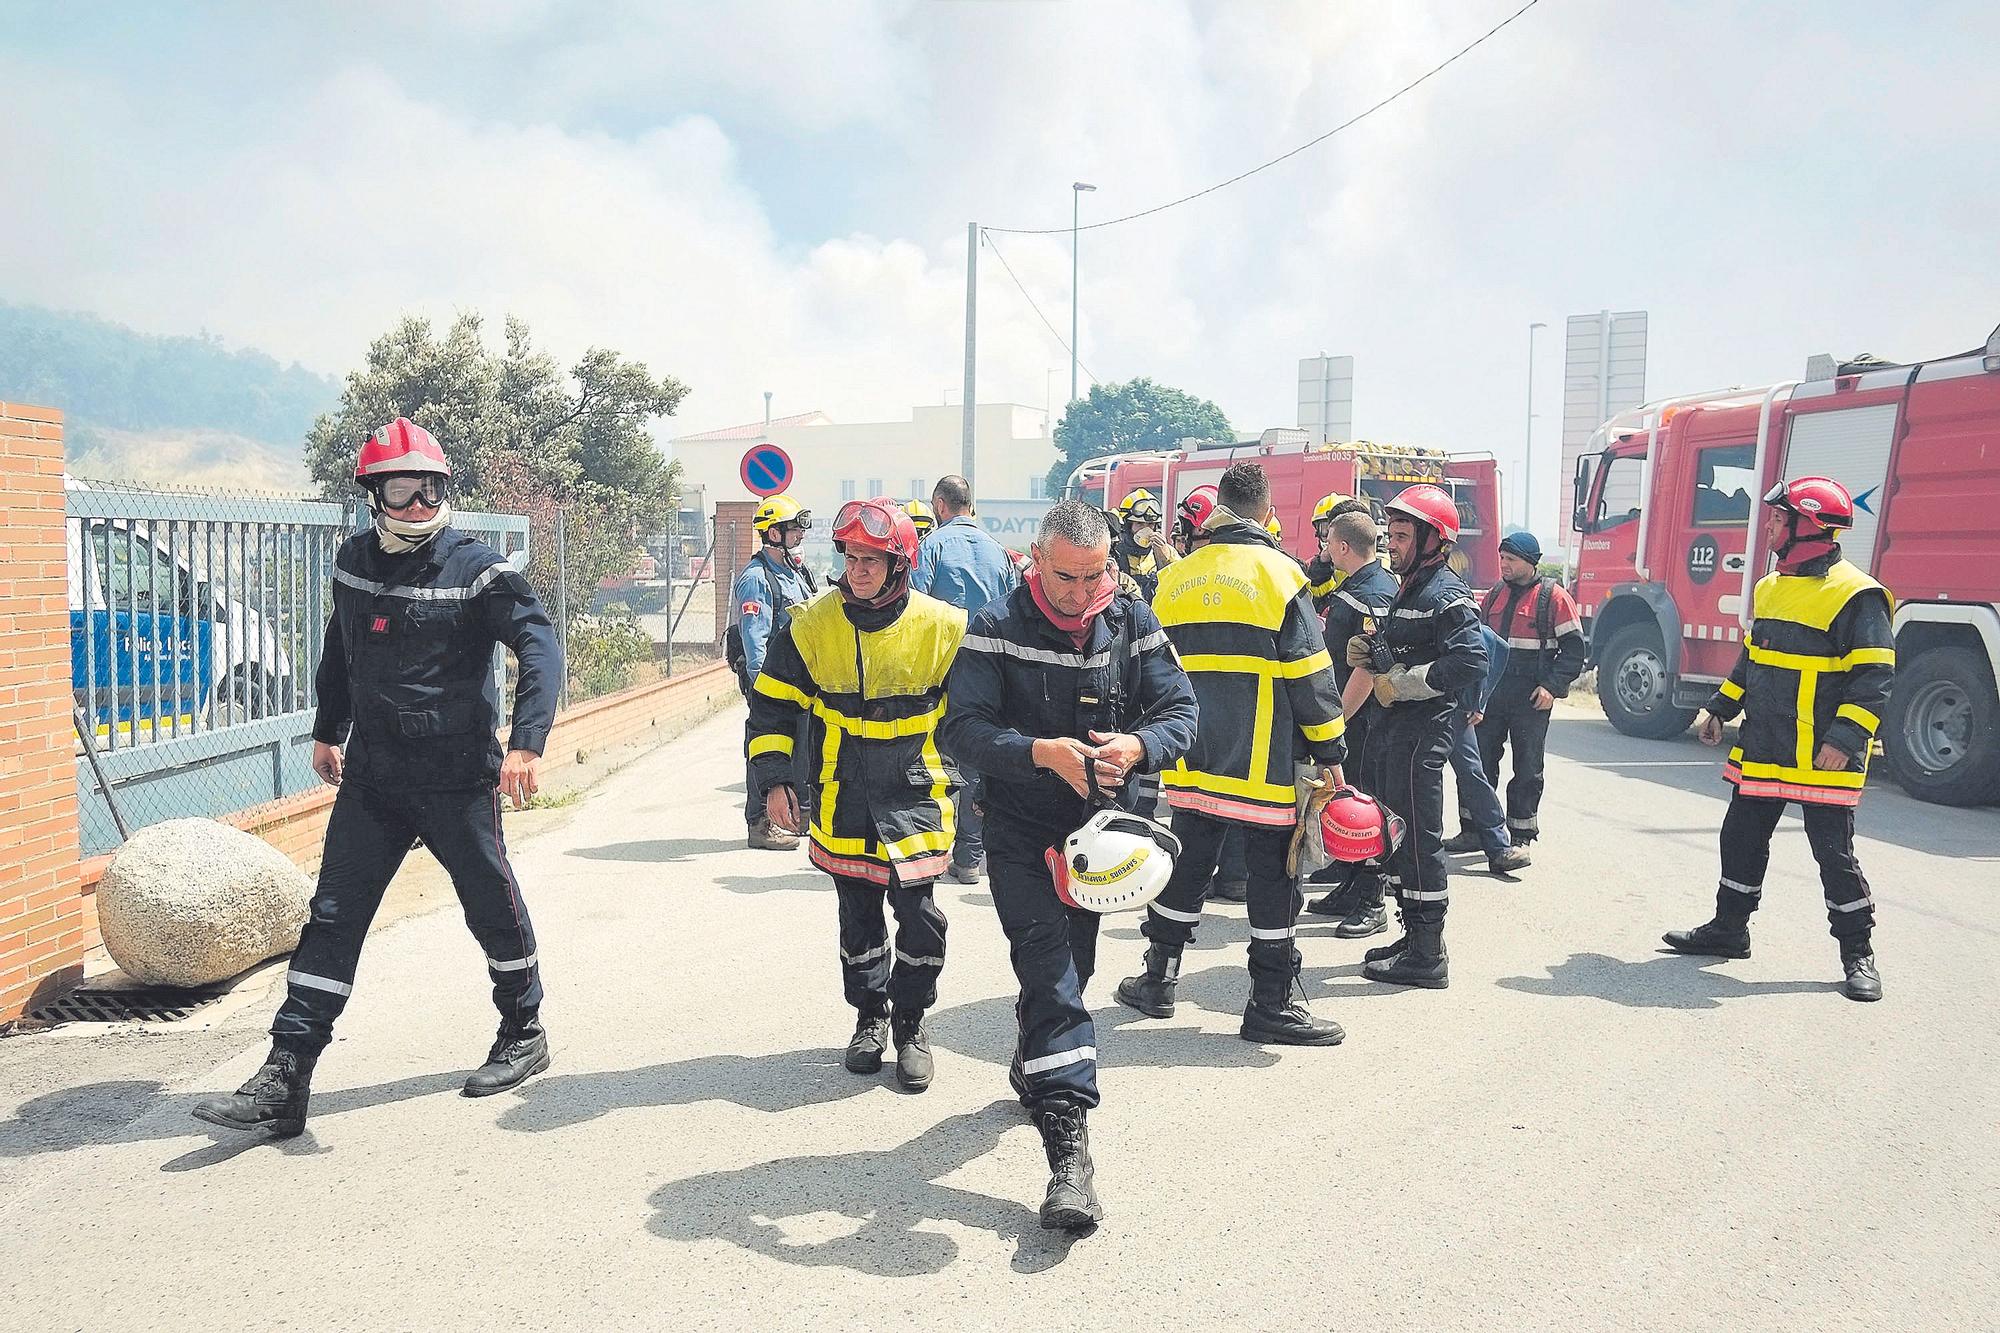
1049, 808, 1182, 914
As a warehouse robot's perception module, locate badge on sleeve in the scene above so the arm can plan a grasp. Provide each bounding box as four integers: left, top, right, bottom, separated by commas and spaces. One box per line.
741, 600, 763, 616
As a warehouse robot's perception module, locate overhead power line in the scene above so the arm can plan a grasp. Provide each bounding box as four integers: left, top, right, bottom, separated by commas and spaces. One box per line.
983, 0, 1544, 236
980, 228, 1101, 387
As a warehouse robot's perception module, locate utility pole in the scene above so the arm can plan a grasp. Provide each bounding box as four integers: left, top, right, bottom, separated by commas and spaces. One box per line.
962, 223, 977, 486
1070, 182, 1096, 406
1524, 322, 1546, 528
763, 390, 772, 431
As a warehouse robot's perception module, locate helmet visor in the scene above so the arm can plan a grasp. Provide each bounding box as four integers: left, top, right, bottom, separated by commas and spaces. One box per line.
379, 475, 447, 510
835, 500, 894, 541
1762, 482, 1791, 507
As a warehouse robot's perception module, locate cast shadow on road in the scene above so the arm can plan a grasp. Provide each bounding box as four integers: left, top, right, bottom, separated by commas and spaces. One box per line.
496, 1049, 882, 1132
567, 836, 745, 863
714, 870, 829, 897
1497, 951, 1843, 1010
0, 1071, 468, 1172
646, 1100, 1083, 1276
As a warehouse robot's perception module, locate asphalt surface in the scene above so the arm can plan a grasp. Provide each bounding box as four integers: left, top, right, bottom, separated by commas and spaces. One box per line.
2, 700, 1995, 1331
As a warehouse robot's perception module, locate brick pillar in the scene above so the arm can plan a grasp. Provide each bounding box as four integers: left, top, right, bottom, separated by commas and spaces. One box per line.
0, 402, 86, 1024
713, 500, 758, 646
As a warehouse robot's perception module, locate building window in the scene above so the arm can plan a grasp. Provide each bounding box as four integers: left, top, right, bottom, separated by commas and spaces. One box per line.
840, 479, 856, 503
1028, 475, 1046, 500
910, 478, 926, 502
867, 478, 883, 497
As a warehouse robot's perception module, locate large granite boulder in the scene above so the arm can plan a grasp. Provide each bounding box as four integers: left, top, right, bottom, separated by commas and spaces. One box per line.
96, 819, 313, 988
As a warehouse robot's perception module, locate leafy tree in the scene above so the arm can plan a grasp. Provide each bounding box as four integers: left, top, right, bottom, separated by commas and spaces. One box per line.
304, 313, 687, 637
1046, 377, 1233, 496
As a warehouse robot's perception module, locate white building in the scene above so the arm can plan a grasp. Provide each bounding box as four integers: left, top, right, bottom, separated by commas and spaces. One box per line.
669, 403, 1058, 567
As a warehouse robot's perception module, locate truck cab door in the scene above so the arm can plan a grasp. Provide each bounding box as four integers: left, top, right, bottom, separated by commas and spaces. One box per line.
1677, 441, 1757, 649
1574, 447, 1645, 615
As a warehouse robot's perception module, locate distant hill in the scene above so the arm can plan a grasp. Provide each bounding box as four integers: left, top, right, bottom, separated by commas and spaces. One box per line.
0, 301, 338, 488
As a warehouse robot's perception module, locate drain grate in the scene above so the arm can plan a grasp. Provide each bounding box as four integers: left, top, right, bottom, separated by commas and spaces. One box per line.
30, 985, 230, 1024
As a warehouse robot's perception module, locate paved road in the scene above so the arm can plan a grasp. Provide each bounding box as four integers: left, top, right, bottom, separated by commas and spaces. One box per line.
2, 702, 1995, 1331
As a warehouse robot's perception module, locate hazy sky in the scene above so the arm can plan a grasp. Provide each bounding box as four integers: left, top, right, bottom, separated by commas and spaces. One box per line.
5, 0, 1996, 532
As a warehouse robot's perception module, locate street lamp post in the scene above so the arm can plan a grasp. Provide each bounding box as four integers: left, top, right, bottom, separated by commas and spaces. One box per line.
1525, 321, 1547, 530
1071, 182, 1096, 406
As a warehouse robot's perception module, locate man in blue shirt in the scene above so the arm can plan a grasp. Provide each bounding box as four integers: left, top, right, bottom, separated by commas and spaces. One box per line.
732, 496, 819, 850
912, 474, 1022, 882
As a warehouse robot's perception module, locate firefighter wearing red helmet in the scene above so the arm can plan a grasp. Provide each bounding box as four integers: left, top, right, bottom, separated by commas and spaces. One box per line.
1665, 475, 1894, 1001
1337, 482, 1489, 987
745, 497, 968, 1089
194, 417, 563, 1139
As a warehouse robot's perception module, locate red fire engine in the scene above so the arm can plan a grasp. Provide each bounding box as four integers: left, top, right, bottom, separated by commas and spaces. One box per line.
1570, 322, 2000, 806
1071, 429, 1504, 588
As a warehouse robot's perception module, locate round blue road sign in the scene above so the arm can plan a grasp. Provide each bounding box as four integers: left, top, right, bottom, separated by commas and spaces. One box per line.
739, 443, 795, 498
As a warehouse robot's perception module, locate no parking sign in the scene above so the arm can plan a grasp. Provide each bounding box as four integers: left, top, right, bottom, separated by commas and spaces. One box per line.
739, 443, 795, 498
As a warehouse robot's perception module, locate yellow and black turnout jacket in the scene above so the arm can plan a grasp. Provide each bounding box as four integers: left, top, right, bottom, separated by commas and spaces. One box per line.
747, 588, 967, 884
1706, 550, 1894, 808
1153, 522, 1346, 826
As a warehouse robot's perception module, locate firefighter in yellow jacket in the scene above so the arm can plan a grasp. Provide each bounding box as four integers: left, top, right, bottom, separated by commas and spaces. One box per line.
747, 497, 968, 1086
1115, 462, 1350, 1045
1664, 477, 1894, 1002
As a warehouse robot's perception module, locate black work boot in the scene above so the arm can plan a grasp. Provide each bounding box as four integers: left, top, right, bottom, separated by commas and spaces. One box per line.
1114, 944, 1180, 1019
1033, 1097, 1104, 1231
193, 1044, 317, 1138
747, 816, 800, 851
1441, 828, 1483, 855
1241, 975, 1345, 1046
464, 1021, 550, 1097
1840, 942, 1882, 1002
1362, 901, 1409, 963
1305, 872, 1361, 918
844, 1011, 891, 1074
1662, 918, 1752, 959
1488, 845, 1532, 873
1364, 920, 1449, 988
1335, 897, 1388, 939
892, 1009, 934, 1092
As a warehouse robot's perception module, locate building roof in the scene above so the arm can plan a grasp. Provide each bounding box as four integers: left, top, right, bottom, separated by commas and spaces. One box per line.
671, 410, 834, 442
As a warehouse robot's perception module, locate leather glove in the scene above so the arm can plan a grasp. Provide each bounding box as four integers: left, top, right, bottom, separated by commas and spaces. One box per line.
1345, 636, 1374, 669
1371, 663, 1441, 707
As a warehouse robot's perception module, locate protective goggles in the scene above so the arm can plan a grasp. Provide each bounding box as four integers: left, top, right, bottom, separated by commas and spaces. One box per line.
376, 475, 447, 510
834, 499, 895, 540
1125, 503, 1164, 525
773, 514, 812, 532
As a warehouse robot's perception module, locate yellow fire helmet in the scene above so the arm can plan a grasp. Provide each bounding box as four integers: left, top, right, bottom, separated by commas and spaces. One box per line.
1265, 512, 1284, 540
903, 498, 936, 539
752, 495, 809, 535
1117, 488, 1164, 525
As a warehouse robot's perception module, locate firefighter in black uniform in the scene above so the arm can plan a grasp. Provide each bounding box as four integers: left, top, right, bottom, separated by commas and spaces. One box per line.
1305, 507, 1402, 935
1346, 484, 1486, 989
942, 497, 1197, 1230
1664, 477, 1893, 1002
1116, 462, 1350, 1044
195, 418, 562, 1139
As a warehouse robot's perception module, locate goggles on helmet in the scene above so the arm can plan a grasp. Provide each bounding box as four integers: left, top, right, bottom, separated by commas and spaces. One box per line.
377, 475, 448, 510
835, 499, 895, 540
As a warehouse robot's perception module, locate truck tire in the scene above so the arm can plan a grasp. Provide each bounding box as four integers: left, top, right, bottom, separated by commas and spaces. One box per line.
1884, 646, 2000, 807
1598, 625, 1697, 740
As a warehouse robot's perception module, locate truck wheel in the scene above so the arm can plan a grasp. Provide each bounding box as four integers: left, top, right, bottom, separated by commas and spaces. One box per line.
1598, 625, 1697, 740
1885, 646, 2000, 807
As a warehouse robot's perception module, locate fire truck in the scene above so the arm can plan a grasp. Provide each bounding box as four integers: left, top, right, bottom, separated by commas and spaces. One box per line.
1570, 322, 2000, 806
1070, 429, 1503, 588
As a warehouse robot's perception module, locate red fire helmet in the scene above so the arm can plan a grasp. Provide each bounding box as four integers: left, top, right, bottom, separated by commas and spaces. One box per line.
1319, 786, 1407, 866
1384, 483, 1460, 543
1178, 484, 1219, 530
355, 417, 452, 481
833, 497, 920, 565
1764, 476, 1855, 533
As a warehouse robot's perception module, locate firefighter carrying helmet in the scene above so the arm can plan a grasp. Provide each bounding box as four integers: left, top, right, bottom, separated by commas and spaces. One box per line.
1049, 808, 1183, 913
753, 495, 811, 535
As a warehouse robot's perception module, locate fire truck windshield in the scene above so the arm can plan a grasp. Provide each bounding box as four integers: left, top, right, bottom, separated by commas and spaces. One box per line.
1587, 452, 1645, 532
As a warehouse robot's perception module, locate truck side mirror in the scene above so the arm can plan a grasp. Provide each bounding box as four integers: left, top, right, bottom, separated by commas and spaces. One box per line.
1571, 503, 1587, 533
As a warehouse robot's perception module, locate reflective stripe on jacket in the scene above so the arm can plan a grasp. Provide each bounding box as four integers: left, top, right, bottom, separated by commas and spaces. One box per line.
746, 590, 967, 884
1479, 577, 1587, 695
1706, 555, 1894, 807
1152, 523, 1346, 826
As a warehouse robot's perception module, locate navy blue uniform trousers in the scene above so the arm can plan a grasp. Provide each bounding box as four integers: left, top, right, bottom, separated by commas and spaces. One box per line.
273, 780, 541, 1054
985, 813, 1101, 1109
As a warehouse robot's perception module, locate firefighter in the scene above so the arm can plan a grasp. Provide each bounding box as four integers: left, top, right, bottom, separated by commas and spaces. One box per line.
1304, 507, 1404, 931
1664, 477, 1893, 1002
1304, 492, 1373, 612
1112, 489, 1172, 600
903, 498, 937, 543
941, 497, 1198, 1230
731, 496, 820, 849
1167, 485, 1244, 895
1345, 483, 1486, 988
1171, 485, 1220, 557
747, 497, 968, 1087
1115, 462, 1350, 1045
193, 418, 562, 1139
1453, 530, 1586, 852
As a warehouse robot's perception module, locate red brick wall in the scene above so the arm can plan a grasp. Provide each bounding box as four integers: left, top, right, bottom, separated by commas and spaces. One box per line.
0, 404, 86, 1024
713, 500, 758, 647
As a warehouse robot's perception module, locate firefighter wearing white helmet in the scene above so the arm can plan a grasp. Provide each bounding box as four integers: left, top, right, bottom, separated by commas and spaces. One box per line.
730, 494, 820, 849
1341, 482, 1488, 988
942, 497, 1197, 1231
